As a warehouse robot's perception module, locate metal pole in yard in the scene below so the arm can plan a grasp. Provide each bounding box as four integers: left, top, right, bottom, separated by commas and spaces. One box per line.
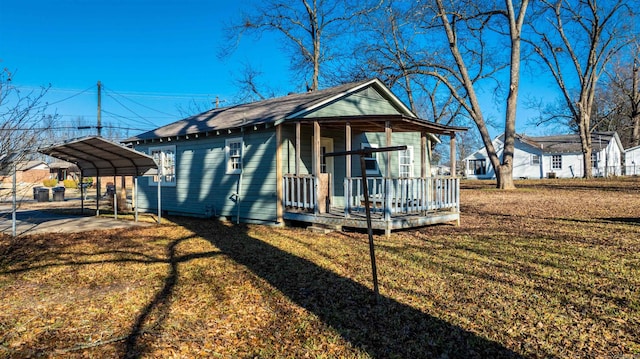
325, 145, 406, 303
360, 155, 380, 302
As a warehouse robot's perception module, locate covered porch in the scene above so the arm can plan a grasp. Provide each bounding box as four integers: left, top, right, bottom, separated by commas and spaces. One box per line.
275, 115, 465, 235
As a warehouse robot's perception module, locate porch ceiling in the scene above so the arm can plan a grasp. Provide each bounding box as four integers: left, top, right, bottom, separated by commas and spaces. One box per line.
293, 115, 466, 135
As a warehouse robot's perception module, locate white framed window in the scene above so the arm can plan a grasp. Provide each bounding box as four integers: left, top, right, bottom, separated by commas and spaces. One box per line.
150, 145, 176, 186
531, 154, 540, 165
399, 146, 414, 177
552, 155, 562, 170
362, 143, 380, 175
226, 137, 243, 174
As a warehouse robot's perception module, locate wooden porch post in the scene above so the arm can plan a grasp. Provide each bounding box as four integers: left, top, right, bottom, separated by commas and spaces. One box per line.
385, 121, 392, 176
450, 133, 457, 177
345, 122, 352, 178
384, 121, 392, 235
276, 124, 283, 224
345, 122, 352, 217
313, 121, 321, 215
421, 131, 427, 178
295, 121, 301, 175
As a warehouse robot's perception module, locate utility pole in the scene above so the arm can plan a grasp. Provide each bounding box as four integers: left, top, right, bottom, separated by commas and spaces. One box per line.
97, 81, 102, 137
96, 81, 102, 212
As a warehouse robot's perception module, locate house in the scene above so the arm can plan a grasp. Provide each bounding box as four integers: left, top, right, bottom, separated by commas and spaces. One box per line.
0, 160, 50, 184
49, 161, 80, 181
624, 145, 640, 176
124, 78, 466, 234
463, 131, 624, 179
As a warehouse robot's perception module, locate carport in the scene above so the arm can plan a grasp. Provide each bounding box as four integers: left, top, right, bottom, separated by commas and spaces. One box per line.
38, 136, 161, 223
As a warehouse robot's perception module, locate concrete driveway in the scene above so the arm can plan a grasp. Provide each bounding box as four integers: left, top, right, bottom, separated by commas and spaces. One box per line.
0, 207, 152, 236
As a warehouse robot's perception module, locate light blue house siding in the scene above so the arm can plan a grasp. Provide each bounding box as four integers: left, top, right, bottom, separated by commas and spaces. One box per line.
126, 79, 464, 230
135, 128, 423, 222
280, 126, 423, 177
135, 128, 279, 223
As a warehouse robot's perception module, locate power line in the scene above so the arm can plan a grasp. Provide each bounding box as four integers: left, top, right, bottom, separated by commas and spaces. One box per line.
32, 85, 94, 110
101, 109, 157, 129
0, 125, 152, 132
103, 91, 160, 128
102, 86, 179, 118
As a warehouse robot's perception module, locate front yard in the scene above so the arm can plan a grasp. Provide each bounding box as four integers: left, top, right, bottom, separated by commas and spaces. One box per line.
1, 177, 639, 358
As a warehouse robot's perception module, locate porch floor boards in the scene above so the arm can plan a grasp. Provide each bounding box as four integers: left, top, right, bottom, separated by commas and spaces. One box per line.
283, 207, 460, 232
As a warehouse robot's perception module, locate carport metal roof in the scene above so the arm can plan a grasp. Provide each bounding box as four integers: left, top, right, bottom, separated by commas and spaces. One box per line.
38, 136, 157, 177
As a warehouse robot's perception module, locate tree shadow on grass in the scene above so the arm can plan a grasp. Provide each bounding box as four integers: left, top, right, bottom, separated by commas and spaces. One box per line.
178, 218, 523, 358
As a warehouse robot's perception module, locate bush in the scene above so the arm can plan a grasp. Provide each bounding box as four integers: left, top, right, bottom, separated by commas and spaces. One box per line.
63, 179, 78, 189
42, 179, 58, 187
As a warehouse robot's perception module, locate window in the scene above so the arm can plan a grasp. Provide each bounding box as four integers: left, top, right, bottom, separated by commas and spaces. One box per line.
552, 155, 562, 170
591, 152, 599, 168
226, 138, 243, 174
362, 143, 380, 175
531, 154, 540, 165
399, 146, 414, 177
150, 145, 176, 186
468, 159, 486, 175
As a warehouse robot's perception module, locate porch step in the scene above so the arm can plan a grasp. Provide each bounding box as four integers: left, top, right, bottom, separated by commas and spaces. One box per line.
307, 224, 341, 234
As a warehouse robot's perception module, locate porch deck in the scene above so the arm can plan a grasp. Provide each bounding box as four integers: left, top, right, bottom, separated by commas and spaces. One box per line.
283, 206, 460, 233
282, 176, 460, 234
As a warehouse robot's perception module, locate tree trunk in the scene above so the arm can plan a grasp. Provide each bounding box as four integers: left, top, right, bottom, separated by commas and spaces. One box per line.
632, 112, 640, 147
580, 119, 593, 178
631, 63, 640, 147
497, 164, 515, 190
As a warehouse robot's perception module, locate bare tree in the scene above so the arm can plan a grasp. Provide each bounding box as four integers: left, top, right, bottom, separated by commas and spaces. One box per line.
349, 1, 464, 126
0, 69, 55, 166
598, 46, 640, 148
414, 0, 530, 189
220, 0, 379, 93
528, 0, 637, 178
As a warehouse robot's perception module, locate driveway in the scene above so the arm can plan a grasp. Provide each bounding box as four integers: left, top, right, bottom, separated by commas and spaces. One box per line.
0, 207, 152, 236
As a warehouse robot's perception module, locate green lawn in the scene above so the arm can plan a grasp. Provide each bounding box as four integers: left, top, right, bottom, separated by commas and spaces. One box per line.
1, 177, 639, 358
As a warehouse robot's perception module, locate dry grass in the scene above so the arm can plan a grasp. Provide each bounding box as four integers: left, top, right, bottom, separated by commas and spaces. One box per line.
1, 177, 639, 358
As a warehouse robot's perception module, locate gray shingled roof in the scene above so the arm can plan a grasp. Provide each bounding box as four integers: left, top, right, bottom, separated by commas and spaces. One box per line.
526, 132, 616, 154
126, 79, 391, 142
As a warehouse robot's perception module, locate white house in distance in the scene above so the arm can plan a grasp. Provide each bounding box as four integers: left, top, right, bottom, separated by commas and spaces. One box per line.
464, 131, 624, 179
624, 145, 640, 176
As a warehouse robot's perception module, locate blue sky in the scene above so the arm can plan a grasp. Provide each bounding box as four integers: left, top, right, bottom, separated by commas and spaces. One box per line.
1, 0, 293, 137
1, 0, 559, 141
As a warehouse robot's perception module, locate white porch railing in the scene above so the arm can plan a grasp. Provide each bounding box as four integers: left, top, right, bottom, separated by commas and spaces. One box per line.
283, 175, 460, 216
344, 177, 460, 216
283, 174, 316, 211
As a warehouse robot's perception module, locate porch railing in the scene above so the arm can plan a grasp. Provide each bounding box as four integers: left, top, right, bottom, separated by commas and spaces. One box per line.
283, 174, 316, 211
344, 177, 459, 215
283, 175, 460, 216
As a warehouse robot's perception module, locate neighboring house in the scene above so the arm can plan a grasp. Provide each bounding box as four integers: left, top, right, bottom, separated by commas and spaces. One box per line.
0, 160, 50, 184
624, 145, 640, 176
464, 131, 624, 179
49, 161, 80, 181
125, 78, 466, 234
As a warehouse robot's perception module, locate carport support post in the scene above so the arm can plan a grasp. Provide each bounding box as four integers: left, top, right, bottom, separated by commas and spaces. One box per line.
96, 172, 100, 216
157, 168, 162, 224
12, 163, 16, 237
113, 175, 118, 220
80, 173, 84, 215
134, 177, 138, 222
